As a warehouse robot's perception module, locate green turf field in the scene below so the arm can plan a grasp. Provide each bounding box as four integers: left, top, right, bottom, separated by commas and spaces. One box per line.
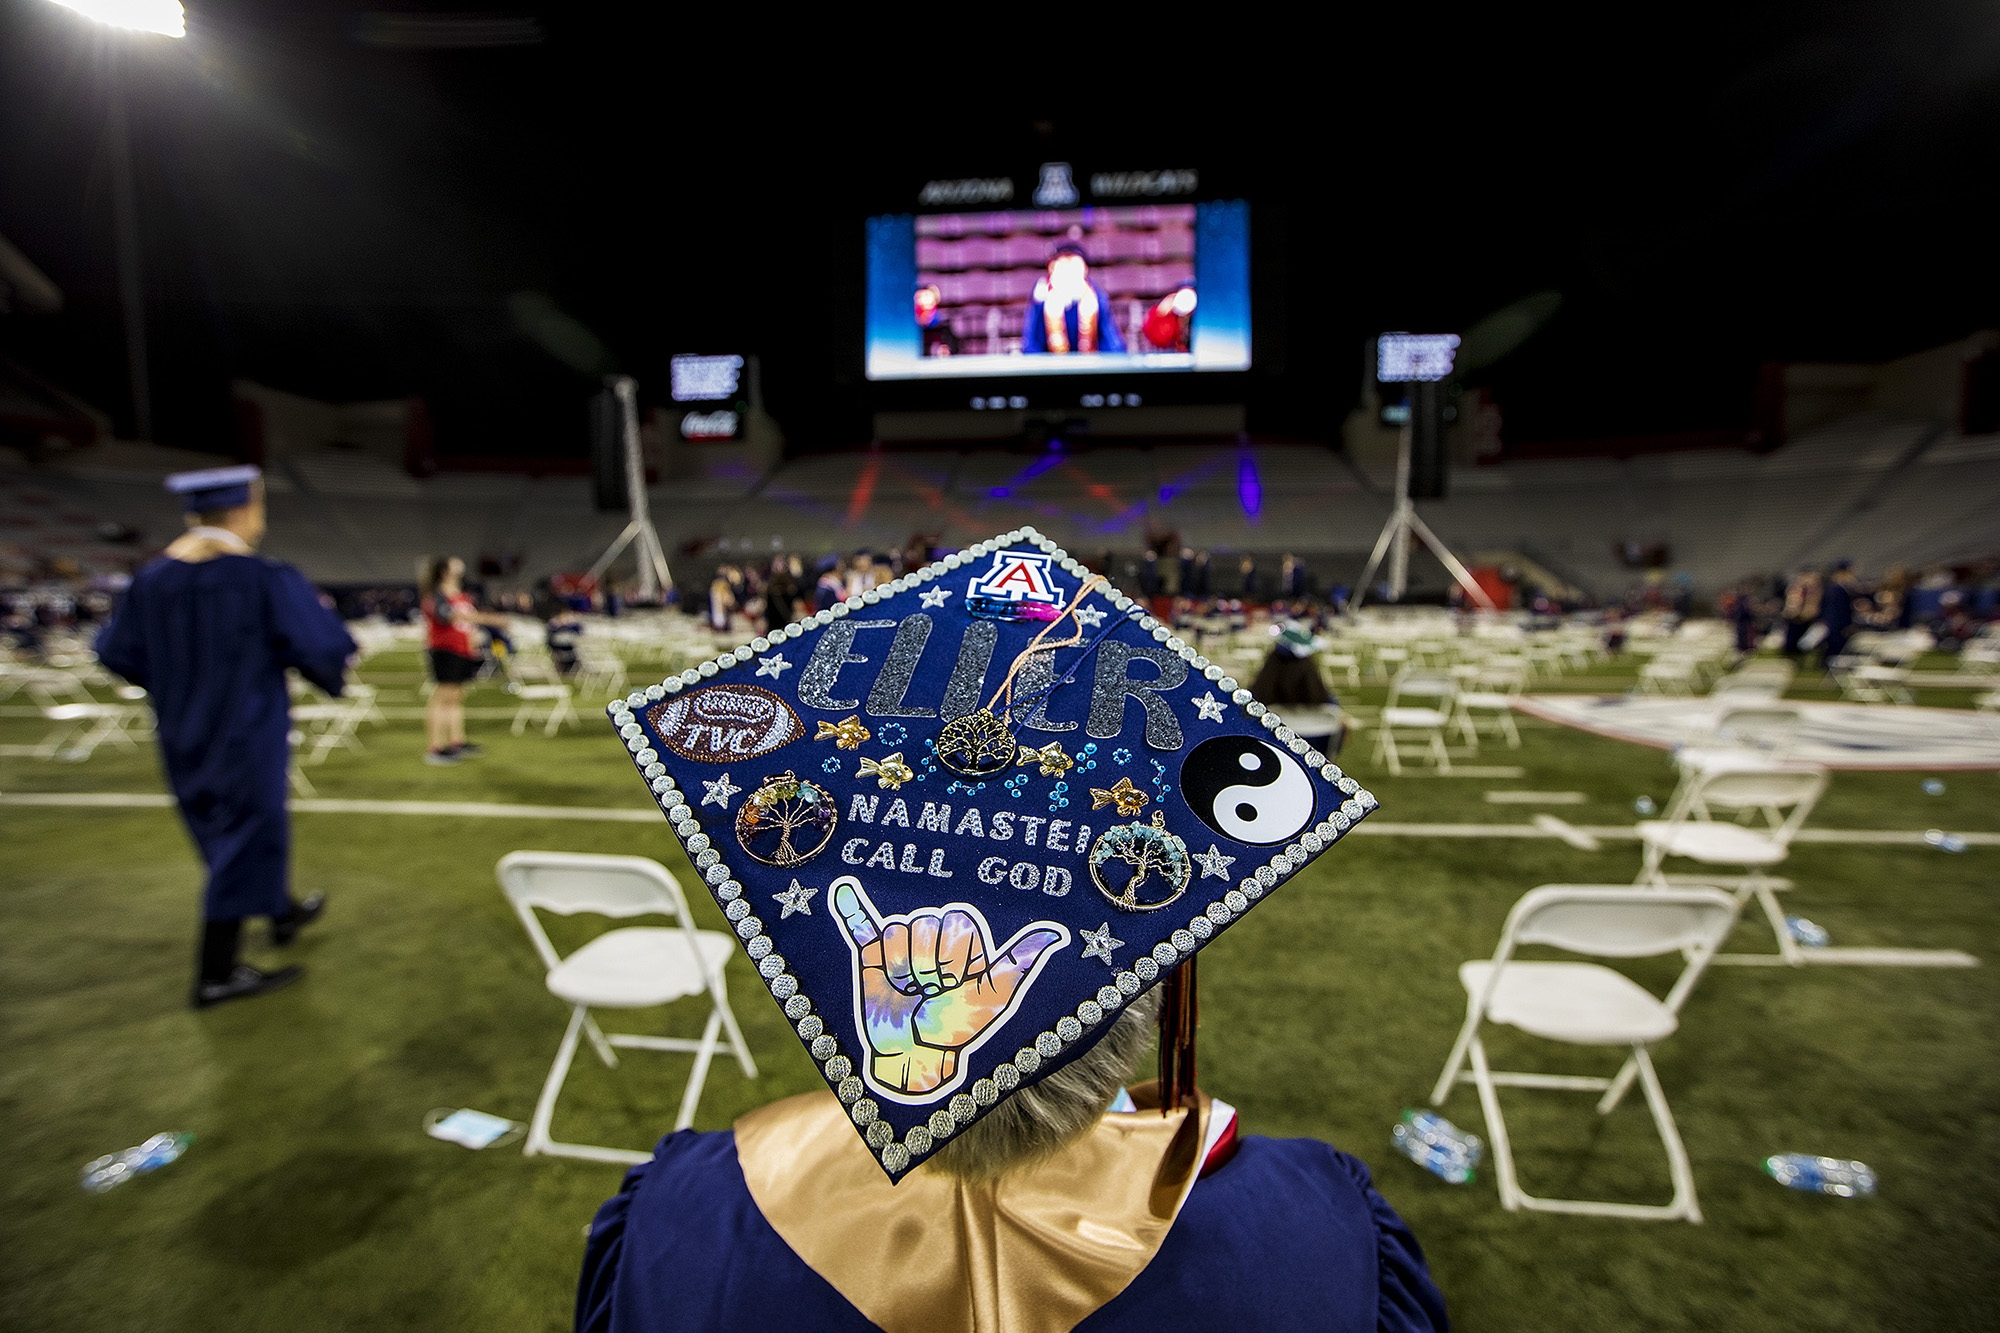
3, 645, 1995, 1331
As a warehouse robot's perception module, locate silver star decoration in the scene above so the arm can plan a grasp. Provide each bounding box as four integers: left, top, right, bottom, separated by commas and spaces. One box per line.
773, 878, 819, 919
918, 586, 953, 608
702, 772, 741, 808
756, 653, 792, 679
1080, 921, 1125, 966
1192, 691, 1227, 722
1072, 603, 1106, 629
1192, 844, 1237, 880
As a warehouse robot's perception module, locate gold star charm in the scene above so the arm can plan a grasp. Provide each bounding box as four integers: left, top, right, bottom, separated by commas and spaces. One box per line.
815, 715, 872, 750
1090, 776, 1149, 815
857, 751, 914, 789
1018, 741, 1074, 777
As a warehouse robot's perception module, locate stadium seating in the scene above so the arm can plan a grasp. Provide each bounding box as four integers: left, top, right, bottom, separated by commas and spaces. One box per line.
6, 411, 1995, 605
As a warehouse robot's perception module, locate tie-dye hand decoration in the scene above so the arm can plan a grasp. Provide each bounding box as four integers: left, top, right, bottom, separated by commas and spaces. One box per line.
832, 876, 1067, 1098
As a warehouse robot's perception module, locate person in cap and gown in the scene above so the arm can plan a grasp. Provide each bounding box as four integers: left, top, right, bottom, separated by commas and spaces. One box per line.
1022, 242, 1128, 356
95, 466, 356, 1008
575, 553, 1444, 1332
1250, 621, 1348, 757
1816, 560, 1859, 671
576, 978, 1444, 1332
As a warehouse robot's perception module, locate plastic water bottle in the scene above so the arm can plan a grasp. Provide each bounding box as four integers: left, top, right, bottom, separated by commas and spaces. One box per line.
1392, 1110, 1482, 1184
1921, 779, 1946, 796
1785, 916, 1830, 948
1634, 796, 1657, 816
1924, 829, 1968, 854
1763, 1153, 1876, 1198
81, 1132, 191, 1194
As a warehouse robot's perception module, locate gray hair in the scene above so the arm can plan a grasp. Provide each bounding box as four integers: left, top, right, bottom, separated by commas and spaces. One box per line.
925, 990, 1161, 1182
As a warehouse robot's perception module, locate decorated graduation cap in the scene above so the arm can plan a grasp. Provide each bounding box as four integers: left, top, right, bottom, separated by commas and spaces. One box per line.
164, 464, 261, 512
607, 527, 1377, 1181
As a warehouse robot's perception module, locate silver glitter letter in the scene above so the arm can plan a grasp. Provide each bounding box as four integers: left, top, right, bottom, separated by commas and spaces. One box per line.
940, 620, 998, 722
1015, 650, 1078, 733
798, 619, 895, 711
1087, 641, 1188, 750
865, 615, 936, 718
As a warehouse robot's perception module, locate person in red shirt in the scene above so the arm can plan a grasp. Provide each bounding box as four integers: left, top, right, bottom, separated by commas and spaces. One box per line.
422, 556, 511, 766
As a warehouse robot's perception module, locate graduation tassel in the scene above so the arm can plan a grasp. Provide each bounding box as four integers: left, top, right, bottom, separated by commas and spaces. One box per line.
1158, 955, 1198, 1115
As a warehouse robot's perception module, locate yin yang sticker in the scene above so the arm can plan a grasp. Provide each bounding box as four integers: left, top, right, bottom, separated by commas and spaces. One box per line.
1179, 736, 1317, 845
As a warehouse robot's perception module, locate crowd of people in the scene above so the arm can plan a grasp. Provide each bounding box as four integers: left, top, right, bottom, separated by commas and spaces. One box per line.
692, 544, 1340, 638
1717, 560, 1999, 664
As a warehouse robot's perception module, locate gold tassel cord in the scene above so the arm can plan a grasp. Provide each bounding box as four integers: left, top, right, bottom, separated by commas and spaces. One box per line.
981, 574, 1110, 719
1158, 955, 1198, 1115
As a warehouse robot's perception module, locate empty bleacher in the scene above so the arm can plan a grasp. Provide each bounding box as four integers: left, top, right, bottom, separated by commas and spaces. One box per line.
5, 410, 1994, 600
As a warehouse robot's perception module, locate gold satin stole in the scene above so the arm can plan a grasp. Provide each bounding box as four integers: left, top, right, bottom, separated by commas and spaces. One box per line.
734, 1085, 1212, 1333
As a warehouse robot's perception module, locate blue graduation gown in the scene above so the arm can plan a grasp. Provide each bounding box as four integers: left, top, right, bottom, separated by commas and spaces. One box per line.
576, 1129, 1449, 1333
95, 554, 355, 920
1022, 282, 1129, 355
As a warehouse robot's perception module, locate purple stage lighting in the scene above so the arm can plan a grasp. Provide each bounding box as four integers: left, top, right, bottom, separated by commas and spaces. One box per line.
1236, 450, 1262, 521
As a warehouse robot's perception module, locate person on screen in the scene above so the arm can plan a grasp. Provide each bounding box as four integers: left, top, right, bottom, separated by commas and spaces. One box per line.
914, 283, 959, 357
1023, 241, 1127, 355
1143, 283, 1198, 352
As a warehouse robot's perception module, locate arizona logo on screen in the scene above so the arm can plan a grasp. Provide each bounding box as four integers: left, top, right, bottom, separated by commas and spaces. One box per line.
965, 551, 1066, 606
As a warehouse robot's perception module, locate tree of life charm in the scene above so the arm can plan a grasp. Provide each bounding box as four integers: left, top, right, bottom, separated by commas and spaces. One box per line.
1087, 811, 1193, 913
735, 771, 838, 867
935, 708, 1018, 778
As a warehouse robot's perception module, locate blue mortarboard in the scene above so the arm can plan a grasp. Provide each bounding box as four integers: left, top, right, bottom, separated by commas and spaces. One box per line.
607, 527, 1378, 1181
164, 465, 261, 512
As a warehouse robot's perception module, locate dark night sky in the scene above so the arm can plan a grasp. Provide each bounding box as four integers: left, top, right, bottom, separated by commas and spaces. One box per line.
2, 0, 1997, 457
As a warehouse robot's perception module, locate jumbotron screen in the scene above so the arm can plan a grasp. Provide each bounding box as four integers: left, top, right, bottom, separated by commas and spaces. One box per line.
864, 200, 1251, 380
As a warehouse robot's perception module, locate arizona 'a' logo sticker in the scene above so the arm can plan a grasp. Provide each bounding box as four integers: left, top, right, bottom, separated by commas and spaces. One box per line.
966, 550, 1066, 606
648, 685, 804, 763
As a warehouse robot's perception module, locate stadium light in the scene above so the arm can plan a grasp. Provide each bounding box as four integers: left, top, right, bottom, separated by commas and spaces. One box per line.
46, 0, 185, 36
46, 0, 187, 439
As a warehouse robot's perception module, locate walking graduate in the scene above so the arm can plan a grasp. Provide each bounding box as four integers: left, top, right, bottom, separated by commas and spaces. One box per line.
576, 528, 1446, 1332
96, 466, 356, 1009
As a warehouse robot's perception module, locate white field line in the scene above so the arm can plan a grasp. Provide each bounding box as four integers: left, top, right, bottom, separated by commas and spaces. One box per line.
2, 792, 1995, 847
1531, 814, 1603, 850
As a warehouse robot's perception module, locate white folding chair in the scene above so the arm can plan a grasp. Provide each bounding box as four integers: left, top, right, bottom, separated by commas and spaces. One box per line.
498, 851, 757, 1163
1841, 662, 1914, 705
24, 669, 93, 709
1637, 765, 1824, 964
1321, 652, 1362, 689
34, 702, 150, 761
1455, 659, 1526, 750
289, 702, 365, 766
1709, 661, 1793, 703
1635, 655, 1699, 697
1374, 671, 1458, 774
343, 680, 388, 727
1430, 884, 1740, 1223
1267, 702, 1346, 755
510, 682, 580, 736
574, 645, 628, 697
1670, 706, 1804, 797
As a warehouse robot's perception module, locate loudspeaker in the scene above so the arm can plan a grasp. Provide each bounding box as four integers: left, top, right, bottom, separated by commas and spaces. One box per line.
1409, 380, 1448, 499
589, 387, 625, 512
